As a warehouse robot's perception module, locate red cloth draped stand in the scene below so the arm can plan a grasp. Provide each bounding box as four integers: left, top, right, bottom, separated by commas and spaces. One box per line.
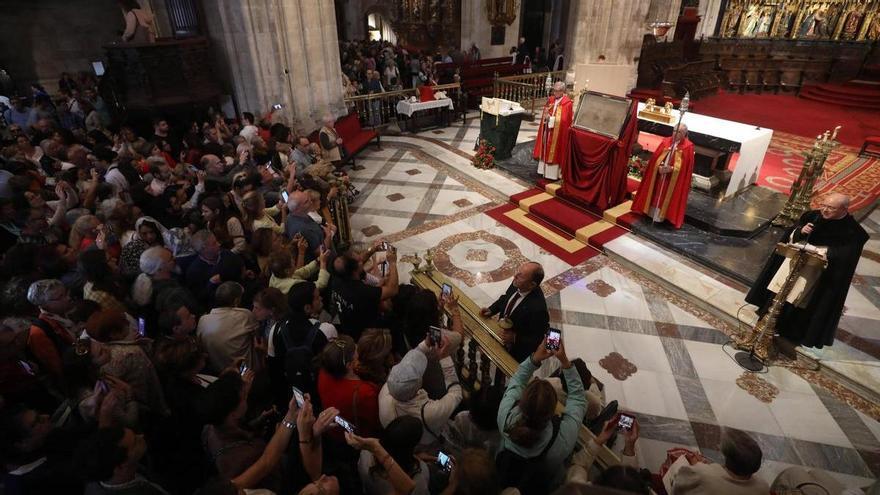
561, 106, 638, 210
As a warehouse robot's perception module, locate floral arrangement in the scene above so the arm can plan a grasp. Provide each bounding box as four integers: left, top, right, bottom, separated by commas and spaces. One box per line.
472, 139, 496, 170
628, 155, 645, 180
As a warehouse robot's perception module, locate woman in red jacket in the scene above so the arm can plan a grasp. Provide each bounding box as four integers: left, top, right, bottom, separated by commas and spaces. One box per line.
316, 335, 382, 440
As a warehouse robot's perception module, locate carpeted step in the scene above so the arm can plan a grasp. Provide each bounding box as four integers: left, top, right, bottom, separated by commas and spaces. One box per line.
485, 203, 598, 266
799, 93, 880, 110
527, 197, 600, 236
810, 83, 880, 98
800, 87, 880, 104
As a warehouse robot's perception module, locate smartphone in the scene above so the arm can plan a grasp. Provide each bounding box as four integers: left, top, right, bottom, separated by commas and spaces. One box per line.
441, 283, 452, 299
428, 325, 444, 347
437, 451, 454, 473
97, 380, 110, 394
379, 261, 388, 277
381, 241, 390, 251
137, 317, 146, 337
19, 360, 36, 376
545, 328, 561, 351
292, 386, 305, 408
239, 363, 249, 376
273, 103, 283, 110
334, 415, 356, 433
281, 190, 289, 202
618, 413, 635, 431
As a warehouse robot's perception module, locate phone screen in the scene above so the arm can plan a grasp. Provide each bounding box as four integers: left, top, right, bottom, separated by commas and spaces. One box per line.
97, 380, 110, 394
334, 415, 355, 433
292, 386, 305, 408
19, 360, 35, 376
437, 451, 454, 472
239, 363, 249, 376
428, 326, 443, 347
545, 328, 561, 350
379, 261, 388, 277
618, 414, 635, 430
281, 190, 289, 202
441, 283, 452, 298
137, 318, 146, 337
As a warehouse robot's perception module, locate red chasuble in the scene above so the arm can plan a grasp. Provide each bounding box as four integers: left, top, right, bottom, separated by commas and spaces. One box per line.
630, 136, 695, 229
532, 94, 573, 172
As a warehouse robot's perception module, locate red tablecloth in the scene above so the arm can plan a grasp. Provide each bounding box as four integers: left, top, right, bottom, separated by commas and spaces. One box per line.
562, 105, 638, 210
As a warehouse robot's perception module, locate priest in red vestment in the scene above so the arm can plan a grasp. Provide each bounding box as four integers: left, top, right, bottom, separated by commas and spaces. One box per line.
533, 81, 573, 181
630, 124, 695, 229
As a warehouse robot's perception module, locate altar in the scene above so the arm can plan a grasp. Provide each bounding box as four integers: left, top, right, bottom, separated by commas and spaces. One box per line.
636, 102, 774, 198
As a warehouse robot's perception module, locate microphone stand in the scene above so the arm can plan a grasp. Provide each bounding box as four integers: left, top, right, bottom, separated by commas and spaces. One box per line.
653, 92, 689, 225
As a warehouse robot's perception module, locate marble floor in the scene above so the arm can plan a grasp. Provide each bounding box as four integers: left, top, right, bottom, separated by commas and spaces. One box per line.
343, 115, 880, 488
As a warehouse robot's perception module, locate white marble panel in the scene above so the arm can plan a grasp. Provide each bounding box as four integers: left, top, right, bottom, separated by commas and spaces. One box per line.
699, 377, 784, 436
426, 189, 491, 216
559, 267, 655, 322
767, 391, 852, 448
683, 340, 747, 382
562, 325, 617, 364
611, 331, 674, 375
619, 369, 690, 421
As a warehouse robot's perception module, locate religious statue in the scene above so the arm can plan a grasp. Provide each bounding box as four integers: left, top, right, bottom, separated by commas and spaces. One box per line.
840, 10, 865, 40
822, 4, 842, 38
742, 5, 762, 37
755, 8, 774, 36
867, 14, 880, 40
532, 81, 573, 181
775, 4, 797, 38
746, 193, 868, 350
630, 124, 695, 229
722, 0, 744, 37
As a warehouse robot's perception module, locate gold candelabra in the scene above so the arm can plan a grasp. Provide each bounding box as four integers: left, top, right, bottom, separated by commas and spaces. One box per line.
773, 126, 840, 228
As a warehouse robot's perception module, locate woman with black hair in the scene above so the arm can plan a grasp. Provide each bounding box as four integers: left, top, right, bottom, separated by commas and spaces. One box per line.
79, 249, 127, 314
200, 195, 246, 255
357, 415, 427, 494
119, 217, 165, 277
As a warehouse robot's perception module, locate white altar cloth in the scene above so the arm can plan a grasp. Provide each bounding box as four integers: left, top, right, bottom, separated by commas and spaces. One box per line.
396, 98, 454, 117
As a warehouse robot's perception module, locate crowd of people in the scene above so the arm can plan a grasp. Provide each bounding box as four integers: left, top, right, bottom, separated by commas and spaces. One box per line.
0, 46, 786, 495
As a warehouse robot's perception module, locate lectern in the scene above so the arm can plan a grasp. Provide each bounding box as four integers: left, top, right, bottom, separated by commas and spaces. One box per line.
735, 242, 827, 370
478, 97, 526, 160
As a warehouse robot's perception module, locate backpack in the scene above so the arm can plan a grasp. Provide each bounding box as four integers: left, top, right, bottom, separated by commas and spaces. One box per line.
279, 320, 323, 388
495, 414, 562, 495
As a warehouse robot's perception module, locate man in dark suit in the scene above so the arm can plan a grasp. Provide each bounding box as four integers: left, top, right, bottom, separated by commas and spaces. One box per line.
480, 261, 550, 361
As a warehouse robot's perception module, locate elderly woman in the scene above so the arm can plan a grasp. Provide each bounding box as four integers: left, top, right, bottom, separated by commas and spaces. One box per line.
86, 309, 168, 416
131, 246, 197, 334
119, 217, 165, 277
26, 279, 77, 382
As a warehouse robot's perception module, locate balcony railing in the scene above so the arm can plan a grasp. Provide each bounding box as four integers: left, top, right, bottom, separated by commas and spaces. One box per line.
493, 70, 568, 117
409, 267, 622, 472
342, 82, 466, 130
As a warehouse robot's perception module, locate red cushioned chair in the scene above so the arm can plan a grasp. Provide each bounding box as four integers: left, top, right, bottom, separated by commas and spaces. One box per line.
859, 136, 880, 158
335, 112, 380, 168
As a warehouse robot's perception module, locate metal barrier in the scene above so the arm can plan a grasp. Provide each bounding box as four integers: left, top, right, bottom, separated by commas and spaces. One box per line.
409, 266, 622, 473
493, 71, 567, 116
342, 83, 465, 130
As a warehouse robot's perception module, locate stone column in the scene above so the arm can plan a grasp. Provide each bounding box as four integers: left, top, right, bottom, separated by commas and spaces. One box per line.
203, 0, 346, 133
697, 0, 724, 38
460, 0, 521, 59
565, 0, 652, 92
647, 0, 684, 39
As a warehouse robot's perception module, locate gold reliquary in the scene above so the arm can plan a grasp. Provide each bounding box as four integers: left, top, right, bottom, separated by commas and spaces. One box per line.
638, 98, 676, 124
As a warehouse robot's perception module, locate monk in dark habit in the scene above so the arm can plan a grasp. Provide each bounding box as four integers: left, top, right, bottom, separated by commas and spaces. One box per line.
746, 193, 868, 351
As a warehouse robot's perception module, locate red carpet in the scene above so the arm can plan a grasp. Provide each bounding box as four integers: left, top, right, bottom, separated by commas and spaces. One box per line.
486, 187, 628, 265
800, 82, 880, 110
693, 91, 880, 148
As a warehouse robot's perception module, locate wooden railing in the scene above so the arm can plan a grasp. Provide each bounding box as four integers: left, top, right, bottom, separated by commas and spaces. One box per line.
342, 83, 466, 130
409, 268, 622, 472
493, 70, 567, 116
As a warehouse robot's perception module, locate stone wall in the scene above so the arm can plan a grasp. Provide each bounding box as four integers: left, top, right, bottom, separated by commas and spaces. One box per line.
0, 0, 124, 93
460, 0, 522, 59
202, 0, 346, 133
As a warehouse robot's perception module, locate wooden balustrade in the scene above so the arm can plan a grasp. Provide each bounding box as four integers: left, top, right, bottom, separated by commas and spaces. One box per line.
409, 268, 622, 473
342, 82, 465, 130
493, 70, 567, 117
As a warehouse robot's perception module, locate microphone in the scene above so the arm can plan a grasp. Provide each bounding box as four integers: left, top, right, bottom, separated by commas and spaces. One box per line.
803, 211, 822, 248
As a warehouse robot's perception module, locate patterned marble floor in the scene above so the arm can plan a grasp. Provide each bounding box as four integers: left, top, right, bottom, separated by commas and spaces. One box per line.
343, 117, 880, 488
